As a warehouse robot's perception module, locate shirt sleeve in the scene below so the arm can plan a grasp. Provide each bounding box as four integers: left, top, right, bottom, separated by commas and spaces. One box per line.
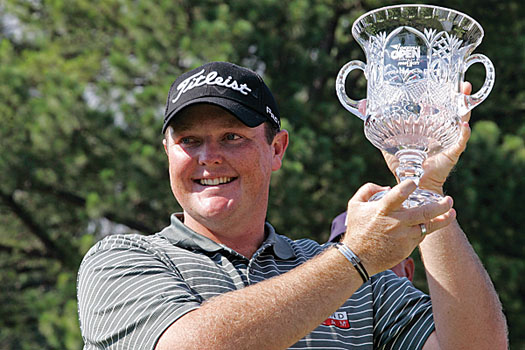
77, 234, 201, 350
372, 271, 435, 350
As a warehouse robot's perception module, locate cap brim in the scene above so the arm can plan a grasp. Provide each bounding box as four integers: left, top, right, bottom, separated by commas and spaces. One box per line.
162, 96, 267, 134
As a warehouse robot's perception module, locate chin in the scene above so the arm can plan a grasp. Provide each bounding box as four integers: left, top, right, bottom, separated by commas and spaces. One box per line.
196, 198, 236, 217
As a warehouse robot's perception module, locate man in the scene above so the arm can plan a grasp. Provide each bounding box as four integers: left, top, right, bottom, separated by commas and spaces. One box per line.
77, 61, 507, 349
329, 211, 415, 281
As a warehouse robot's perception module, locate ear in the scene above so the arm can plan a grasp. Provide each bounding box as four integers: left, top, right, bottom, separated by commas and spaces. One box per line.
403, 257, 415, 282
163, 138, 169, 156
271, 129, 289, 171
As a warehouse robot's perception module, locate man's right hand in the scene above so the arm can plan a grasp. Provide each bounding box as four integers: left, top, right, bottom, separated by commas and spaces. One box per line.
341, 179, 456, 276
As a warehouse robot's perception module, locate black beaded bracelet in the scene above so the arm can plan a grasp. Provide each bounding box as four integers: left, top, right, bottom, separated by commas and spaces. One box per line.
334, 242, 370, 283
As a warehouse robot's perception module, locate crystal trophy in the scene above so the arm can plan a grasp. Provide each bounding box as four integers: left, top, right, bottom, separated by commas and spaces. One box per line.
336, 4, 495, 207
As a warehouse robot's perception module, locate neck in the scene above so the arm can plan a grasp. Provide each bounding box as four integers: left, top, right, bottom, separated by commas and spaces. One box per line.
182, 213, 267, 258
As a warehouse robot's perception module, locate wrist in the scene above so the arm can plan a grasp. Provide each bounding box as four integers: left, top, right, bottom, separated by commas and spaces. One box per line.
420, 185, 444, 196
334, 242, 370, 283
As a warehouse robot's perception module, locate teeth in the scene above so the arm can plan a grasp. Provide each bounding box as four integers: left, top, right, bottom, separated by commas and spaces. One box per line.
200, 177, 233, 186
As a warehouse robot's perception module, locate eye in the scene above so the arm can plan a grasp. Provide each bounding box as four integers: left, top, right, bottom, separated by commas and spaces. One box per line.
179, 136, 199, 145
225, 133, 241, 141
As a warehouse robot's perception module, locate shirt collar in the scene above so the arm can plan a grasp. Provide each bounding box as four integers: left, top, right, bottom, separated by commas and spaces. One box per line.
262, 222, 296, 259
158, 213, 296, 260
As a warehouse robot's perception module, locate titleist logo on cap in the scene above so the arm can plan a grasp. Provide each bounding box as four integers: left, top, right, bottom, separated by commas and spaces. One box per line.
162, 62, 280, 134
171, 69, 253, 104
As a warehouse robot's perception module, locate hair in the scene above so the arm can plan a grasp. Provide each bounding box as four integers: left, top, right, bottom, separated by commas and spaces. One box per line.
264, 121, 280, 144
165, 120, 280, 145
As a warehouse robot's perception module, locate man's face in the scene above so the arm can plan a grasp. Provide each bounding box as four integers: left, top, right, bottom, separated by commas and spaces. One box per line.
163, 104, 287, 235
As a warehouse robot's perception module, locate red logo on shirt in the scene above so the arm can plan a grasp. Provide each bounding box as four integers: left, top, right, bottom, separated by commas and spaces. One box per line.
322, 311, 350, 329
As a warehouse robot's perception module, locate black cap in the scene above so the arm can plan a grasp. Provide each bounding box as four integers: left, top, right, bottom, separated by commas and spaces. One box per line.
162, 62, 280, 134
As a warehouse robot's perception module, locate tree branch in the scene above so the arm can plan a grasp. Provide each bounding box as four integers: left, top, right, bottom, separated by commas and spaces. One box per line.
0, 243, 50, 259
0, 188, 79, 268
29, 182, 156, 234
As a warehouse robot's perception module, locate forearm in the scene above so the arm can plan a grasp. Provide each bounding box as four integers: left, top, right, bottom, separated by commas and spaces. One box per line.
419, 220, 508, 350
156, 247, 363, 350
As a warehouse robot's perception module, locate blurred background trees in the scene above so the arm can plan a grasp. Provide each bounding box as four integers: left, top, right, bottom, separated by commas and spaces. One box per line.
0, 0, 523, 348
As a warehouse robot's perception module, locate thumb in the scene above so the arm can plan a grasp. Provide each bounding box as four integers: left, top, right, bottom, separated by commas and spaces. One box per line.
350, 183, 391, 203
379, 179, 417, 212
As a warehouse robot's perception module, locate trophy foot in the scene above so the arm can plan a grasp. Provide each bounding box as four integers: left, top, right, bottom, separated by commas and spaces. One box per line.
368, 188, 442, 208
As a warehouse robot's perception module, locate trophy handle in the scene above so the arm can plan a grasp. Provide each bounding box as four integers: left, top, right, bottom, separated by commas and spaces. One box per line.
460, 54, 495, 114
336, 60, 367, 121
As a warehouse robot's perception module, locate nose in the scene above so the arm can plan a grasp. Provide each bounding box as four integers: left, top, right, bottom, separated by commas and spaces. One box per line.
198, 141, 223, 166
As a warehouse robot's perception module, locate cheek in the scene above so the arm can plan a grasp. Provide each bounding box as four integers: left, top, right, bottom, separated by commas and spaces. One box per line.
168, 150, 193, 186
241, 150, 273, 184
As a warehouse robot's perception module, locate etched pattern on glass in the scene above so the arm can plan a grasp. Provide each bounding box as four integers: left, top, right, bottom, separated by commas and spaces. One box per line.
336, 5, 495, 206
364, 26, 466, 157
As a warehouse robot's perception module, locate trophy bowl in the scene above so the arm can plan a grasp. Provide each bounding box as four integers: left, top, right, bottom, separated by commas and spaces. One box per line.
336, 4, 495, 207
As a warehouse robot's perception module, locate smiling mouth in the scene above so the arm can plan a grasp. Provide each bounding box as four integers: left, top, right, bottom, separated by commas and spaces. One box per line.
196, 177, 236, 186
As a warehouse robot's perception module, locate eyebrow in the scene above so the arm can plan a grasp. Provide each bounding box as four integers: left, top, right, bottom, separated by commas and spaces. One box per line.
173, 118, 246, 133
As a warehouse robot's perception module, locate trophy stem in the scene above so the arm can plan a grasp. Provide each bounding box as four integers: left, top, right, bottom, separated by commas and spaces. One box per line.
395, 150, 427, 186
394, 149, 443, 207
369, 149, 442, 207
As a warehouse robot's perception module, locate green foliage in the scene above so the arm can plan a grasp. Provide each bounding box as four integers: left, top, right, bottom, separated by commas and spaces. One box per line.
0, 0, 523, 348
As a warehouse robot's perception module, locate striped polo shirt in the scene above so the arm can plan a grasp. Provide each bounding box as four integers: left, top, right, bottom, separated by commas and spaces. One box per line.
77, 214, 434, 349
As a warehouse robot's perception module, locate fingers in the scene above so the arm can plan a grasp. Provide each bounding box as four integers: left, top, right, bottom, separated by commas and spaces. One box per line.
350, 183, 391, 203
349, 181, 456, 237
450, 81, 472, 165
379, 179, 417, 212
401, 196, 454, 227
358, 99, 367, 115
461, 82, 472, 123
456, 121, 471, 154
445, 121, 471, 161
461, 81, 472, 95
427, 206, 456, 232
413, 206, 456, 242
461, 110, 471, 123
